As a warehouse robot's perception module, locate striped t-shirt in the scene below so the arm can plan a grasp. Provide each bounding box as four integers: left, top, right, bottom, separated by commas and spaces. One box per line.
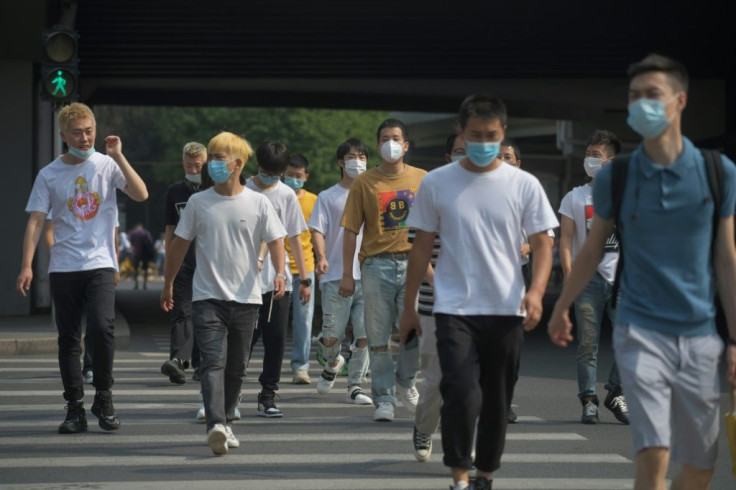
408, 229, 441, 316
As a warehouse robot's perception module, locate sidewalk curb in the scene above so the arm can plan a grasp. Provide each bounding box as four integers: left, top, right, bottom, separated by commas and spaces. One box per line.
0, 307, 131, 357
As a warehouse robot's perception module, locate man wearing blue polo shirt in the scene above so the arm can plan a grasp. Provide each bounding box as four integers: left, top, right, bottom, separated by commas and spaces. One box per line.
549, 54, 736, 490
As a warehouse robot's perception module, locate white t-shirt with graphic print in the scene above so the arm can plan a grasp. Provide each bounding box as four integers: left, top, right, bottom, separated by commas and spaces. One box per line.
25, 153, 126, 273
558, 183, 618, 284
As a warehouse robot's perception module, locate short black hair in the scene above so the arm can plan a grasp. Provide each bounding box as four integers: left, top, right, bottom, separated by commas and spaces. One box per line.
376, 118, 408, 142
587, 129, 622, 157
501, 138, 521, 161
627, 53, 689, 93
458, 94, 507, 129
337, 138, 368, 161
289, 153, 309, 170
445, 133, 460, 156
256, 141, 290, 174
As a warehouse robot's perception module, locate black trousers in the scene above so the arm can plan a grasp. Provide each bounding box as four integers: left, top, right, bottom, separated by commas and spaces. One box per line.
435, 313, 524, 473
250, 290, 291, 393
169, 263, 200, 368
50, 268, 116, 401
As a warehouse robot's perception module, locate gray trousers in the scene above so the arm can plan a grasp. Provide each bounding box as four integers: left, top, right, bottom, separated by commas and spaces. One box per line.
193, 299, 259, 430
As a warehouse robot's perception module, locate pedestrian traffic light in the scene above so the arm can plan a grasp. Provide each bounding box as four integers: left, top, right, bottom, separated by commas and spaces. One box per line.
40, 27, 79, 103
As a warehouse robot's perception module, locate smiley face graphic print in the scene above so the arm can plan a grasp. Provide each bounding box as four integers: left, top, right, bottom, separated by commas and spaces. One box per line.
379, 187, 417, 231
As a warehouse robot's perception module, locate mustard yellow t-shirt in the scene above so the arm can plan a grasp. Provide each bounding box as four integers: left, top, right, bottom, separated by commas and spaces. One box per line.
341, 164, 426, 258
285, 190, 317, 274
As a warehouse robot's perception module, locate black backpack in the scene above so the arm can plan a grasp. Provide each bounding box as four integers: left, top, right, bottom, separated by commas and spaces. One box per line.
610, 148, 724, 307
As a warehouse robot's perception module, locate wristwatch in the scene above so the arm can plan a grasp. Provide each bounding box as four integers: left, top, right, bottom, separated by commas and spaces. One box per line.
276, 273, 287, 281
300, 277, 312, 287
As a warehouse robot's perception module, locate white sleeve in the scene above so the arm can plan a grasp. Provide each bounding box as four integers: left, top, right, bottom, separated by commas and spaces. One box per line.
405, 178, 438, 233
174, 197, 196, 241
558, 190, 574, 219
307, 194, 328, 235
260, 198, 287, 243
522, 178, 560, 236
283, 191, 308, 237
25, 172, 51, 215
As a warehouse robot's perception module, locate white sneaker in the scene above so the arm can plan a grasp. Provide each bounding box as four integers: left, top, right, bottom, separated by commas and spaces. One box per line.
373, 402, 394, 422
398, 385, 419, 414
225, 425, 240, 448
207, 423, 228, 455
317, 355, 345, 394
346, 386, 373, 405
196, 403, 206, 421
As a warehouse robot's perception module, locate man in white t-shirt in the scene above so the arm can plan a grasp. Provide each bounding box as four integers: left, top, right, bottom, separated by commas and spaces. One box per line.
18, 102, 148, 435
558, 129, 629, 426
400, 94, 559, 490
246, 140, 311, 418
308, 138, 372, 405
161, 131, 286, 456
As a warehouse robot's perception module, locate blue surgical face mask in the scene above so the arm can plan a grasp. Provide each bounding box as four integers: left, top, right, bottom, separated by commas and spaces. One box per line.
464, 140, 500, 168
626, 96, 676, 139
258, 170, 281, 186
207, 160, 233, 184
68, 146, 95, 160
283, 176, 304, 190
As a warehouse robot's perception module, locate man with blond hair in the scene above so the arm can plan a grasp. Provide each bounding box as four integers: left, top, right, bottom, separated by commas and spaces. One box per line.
161, 131, 287, 456
160, 141, 207, 386
17, 102, 148, 434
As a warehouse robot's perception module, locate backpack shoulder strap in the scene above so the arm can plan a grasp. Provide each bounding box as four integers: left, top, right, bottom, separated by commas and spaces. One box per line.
610, 153, 631, 308
700, 148, 724, 256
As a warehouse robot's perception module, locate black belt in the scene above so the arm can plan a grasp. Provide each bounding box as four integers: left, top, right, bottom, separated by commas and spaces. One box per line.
372, 252, 409, 260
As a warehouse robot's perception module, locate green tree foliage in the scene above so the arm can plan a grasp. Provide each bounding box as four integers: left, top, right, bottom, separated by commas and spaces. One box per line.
94, 106, 390, 193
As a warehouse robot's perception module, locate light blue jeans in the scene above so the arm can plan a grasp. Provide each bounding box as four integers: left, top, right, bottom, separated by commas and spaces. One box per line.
574, 272, 622, 400
319, 279, 369, 386
361, 256, 419, 406
290, 272, 315, 372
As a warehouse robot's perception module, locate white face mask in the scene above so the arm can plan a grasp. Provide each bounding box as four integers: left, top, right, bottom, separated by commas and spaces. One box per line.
344, 159, 366, 178
583, 157, 604, 178
185, 173, 202, 184
380, 140, 404, 163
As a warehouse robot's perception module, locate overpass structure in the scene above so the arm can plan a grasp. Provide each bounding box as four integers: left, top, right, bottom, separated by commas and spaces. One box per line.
1, 0, 734, 315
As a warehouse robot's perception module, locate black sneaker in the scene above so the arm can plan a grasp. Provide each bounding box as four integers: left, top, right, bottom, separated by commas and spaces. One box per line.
257, 391, 283, 418
412, 425, 433, 462
581, 398, 599, 424
91, 390, 121, 430
161, 359, 186, 384
58, 401, 87, 434
470, 476, 492, 490
507, 407, 518, 424
604, 389, 630, 425
192, 367, 201, 382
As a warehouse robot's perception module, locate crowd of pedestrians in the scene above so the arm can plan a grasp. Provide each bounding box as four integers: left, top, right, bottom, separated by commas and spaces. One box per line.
16, 52, 736, 490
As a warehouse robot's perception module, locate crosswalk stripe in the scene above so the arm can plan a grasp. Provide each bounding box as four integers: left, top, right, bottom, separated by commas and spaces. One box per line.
0, 478, 641, 490
0, 452, 632, 468
0, 432, 586, 445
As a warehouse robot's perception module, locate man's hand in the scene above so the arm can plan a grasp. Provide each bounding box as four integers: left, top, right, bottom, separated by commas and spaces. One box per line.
315, 257, 329, 275
298, 283, 311, 304
16, 266, 33, 296
399, 308, 422, 344
114, 271, 120, 286
521, 243, 531, 259
727, 344, 736, 388
273, 276, 286, 299
547, 303, 574, 347
339, 274, 355, 297
160, 285, 174, 312
105, 135, 123, 160
520, 289, 544, 331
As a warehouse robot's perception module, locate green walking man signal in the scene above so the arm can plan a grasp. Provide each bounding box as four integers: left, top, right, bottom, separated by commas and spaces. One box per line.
40, 27, 79, 103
